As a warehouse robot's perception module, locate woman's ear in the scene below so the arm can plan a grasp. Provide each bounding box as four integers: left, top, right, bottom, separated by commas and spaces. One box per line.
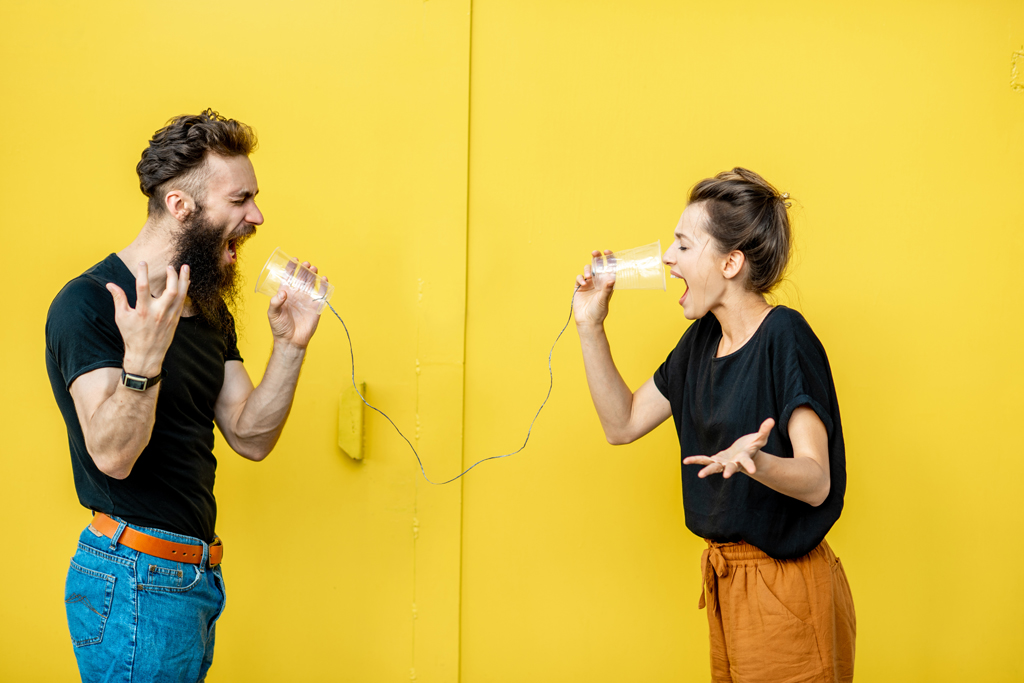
721, 250, 746, 281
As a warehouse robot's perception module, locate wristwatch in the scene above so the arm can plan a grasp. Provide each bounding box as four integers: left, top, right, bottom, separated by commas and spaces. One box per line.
120, 369, 164, 391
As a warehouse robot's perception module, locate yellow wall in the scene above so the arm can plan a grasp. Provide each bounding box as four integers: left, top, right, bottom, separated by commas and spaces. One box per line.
2, 1, 1022, 681
461, 2, 1024, 681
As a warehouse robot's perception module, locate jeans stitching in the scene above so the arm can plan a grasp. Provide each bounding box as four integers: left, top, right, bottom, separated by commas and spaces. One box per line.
66, 560, 115, 647
137, 565, 203, 593
76, 540, 134, 568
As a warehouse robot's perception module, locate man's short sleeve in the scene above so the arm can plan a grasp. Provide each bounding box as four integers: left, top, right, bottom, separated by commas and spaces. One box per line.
223, 312, 243, 363
770, 310, 836, 439
46, 277, 124, 390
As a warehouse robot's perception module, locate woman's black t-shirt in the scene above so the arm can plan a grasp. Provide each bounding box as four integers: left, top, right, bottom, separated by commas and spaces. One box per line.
652, 306, 845, 559
45, 254, 242, 543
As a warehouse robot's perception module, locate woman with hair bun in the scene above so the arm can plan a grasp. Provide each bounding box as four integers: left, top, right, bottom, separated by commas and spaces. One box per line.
574, 168, 855, 682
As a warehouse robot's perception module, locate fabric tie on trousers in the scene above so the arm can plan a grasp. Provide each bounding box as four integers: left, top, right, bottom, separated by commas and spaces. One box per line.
699, 542, 730, 613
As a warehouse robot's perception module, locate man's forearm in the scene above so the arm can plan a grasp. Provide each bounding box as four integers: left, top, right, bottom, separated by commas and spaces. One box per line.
82, 383, 160, 479
230, 341, 307, 459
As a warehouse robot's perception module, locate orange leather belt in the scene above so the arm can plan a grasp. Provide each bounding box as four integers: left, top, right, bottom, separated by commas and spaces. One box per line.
90, 512, 223, 567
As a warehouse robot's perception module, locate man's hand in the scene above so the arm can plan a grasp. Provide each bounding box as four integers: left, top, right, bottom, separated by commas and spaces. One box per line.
267, 260, 326, 349
106, 262, 190, 376
684, 418, 775, 479
573, 250, 615, 328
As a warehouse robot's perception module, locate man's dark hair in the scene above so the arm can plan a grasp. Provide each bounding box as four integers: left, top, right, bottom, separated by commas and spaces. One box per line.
137, 108, 257, 216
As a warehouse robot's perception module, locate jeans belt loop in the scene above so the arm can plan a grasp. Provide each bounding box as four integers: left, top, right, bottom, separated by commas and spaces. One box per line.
108, 518, 127, 553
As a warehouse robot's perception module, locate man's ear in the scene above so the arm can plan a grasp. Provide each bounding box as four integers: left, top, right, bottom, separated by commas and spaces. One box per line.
164, 190, 194, 222
722, 250, 747, 281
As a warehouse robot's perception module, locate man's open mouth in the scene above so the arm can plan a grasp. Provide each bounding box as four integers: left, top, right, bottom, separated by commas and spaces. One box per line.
225, 226, 256, 260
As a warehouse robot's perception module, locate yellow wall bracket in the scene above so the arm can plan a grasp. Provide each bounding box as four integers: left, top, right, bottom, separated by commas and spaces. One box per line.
338, 383, 366, 461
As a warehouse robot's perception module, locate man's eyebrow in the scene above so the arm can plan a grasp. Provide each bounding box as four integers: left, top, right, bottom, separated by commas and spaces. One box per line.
229, 188, 259, 199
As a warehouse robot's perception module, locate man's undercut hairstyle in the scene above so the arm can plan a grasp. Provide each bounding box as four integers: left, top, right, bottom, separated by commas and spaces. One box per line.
137, 108, 258, 216
688, 167, 792, 295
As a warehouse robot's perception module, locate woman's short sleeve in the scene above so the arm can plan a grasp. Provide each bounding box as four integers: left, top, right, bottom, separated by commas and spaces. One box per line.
653, 320, 702, 408
770, 309, 836, 439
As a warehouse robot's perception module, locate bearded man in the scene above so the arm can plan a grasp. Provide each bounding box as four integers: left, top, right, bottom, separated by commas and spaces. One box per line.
45, 109, 325, 682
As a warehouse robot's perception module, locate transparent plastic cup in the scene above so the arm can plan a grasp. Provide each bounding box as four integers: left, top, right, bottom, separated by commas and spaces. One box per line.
255, 247, 334, 313
591, 241, 666, 290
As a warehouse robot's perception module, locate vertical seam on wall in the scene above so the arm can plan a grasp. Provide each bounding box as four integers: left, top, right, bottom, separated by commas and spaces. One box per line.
457, 1, 473, 681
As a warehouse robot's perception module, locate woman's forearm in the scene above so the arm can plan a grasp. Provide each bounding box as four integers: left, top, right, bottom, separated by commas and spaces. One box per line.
749, 451, 830, 507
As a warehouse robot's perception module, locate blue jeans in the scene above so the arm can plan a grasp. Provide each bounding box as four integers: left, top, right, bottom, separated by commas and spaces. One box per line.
64, 517, 227, 683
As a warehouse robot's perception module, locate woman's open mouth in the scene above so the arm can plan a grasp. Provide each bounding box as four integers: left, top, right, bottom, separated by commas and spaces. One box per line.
670, 271, 688, 306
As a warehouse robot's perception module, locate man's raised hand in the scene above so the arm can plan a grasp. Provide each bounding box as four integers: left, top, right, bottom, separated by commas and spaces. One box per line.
267, 260, 324, 350
105, 262, 190, 378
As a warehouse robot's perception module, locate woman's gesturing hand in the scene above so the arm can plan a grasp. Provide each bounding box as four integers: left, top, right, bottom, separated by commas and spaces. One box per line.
684, 418, 775, 479
573, 250, 615, 328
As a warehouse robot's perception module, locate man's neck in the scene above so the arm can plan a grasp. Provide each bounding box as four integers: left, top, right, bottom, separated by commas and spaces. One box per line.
117, 217, 178, 296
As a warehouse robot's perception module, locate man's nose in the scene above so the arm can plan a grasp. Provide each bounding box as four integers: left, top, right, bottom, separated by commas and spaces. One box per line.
249, 204, 265, 226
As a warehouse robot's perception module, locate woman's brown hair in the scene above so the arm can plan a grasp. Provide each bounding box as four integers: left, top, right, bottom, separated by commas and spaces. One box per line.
688, 167, 791, 294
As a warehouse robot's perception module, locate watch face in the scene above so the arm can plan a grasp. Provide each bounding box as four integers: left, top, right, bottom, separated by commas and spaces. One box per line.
123, 375, 147, 391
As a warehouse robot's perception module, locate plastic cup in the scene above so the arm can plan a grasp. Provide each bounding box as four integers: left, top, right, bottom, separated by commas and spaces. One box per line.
591, 241, 666, 290
255, 247, 334, 313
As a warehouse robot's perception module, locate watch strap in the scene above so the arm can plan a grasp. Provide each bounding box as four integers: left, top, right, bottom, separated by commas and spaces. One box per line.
120, 369, 164, 391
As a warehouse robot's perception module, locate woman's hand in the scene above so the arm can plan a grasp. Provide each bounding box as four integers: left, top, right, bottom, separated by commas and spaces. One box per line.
573, 250, 615, 328
684, 418, 775, 479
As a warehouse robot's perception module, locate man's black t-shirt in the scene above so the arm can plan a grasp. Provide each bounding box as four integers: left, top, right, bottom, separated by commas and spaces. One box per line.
652, 306, 845, 559
45, 254, 242, 542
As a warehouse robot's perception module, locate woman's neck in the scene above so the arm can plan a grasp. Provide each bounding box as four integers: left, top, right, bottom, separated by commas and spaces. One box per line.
712, 290, 774, 357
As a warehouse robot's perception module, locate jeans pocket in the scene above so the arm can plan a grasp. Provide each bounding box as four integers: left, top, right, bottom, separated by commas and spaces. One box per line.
138, 555, 202, 593
65, 560, 115, 647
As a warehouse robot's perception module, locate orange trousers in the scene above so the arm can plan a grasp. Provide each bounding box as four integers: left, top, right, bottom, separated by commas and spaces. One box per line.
700, 539, 856, 683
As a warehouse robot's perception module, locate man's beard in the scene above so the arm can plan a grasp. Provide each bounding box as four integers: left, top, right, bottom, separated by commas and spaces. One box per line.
171, 205, 254, 339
